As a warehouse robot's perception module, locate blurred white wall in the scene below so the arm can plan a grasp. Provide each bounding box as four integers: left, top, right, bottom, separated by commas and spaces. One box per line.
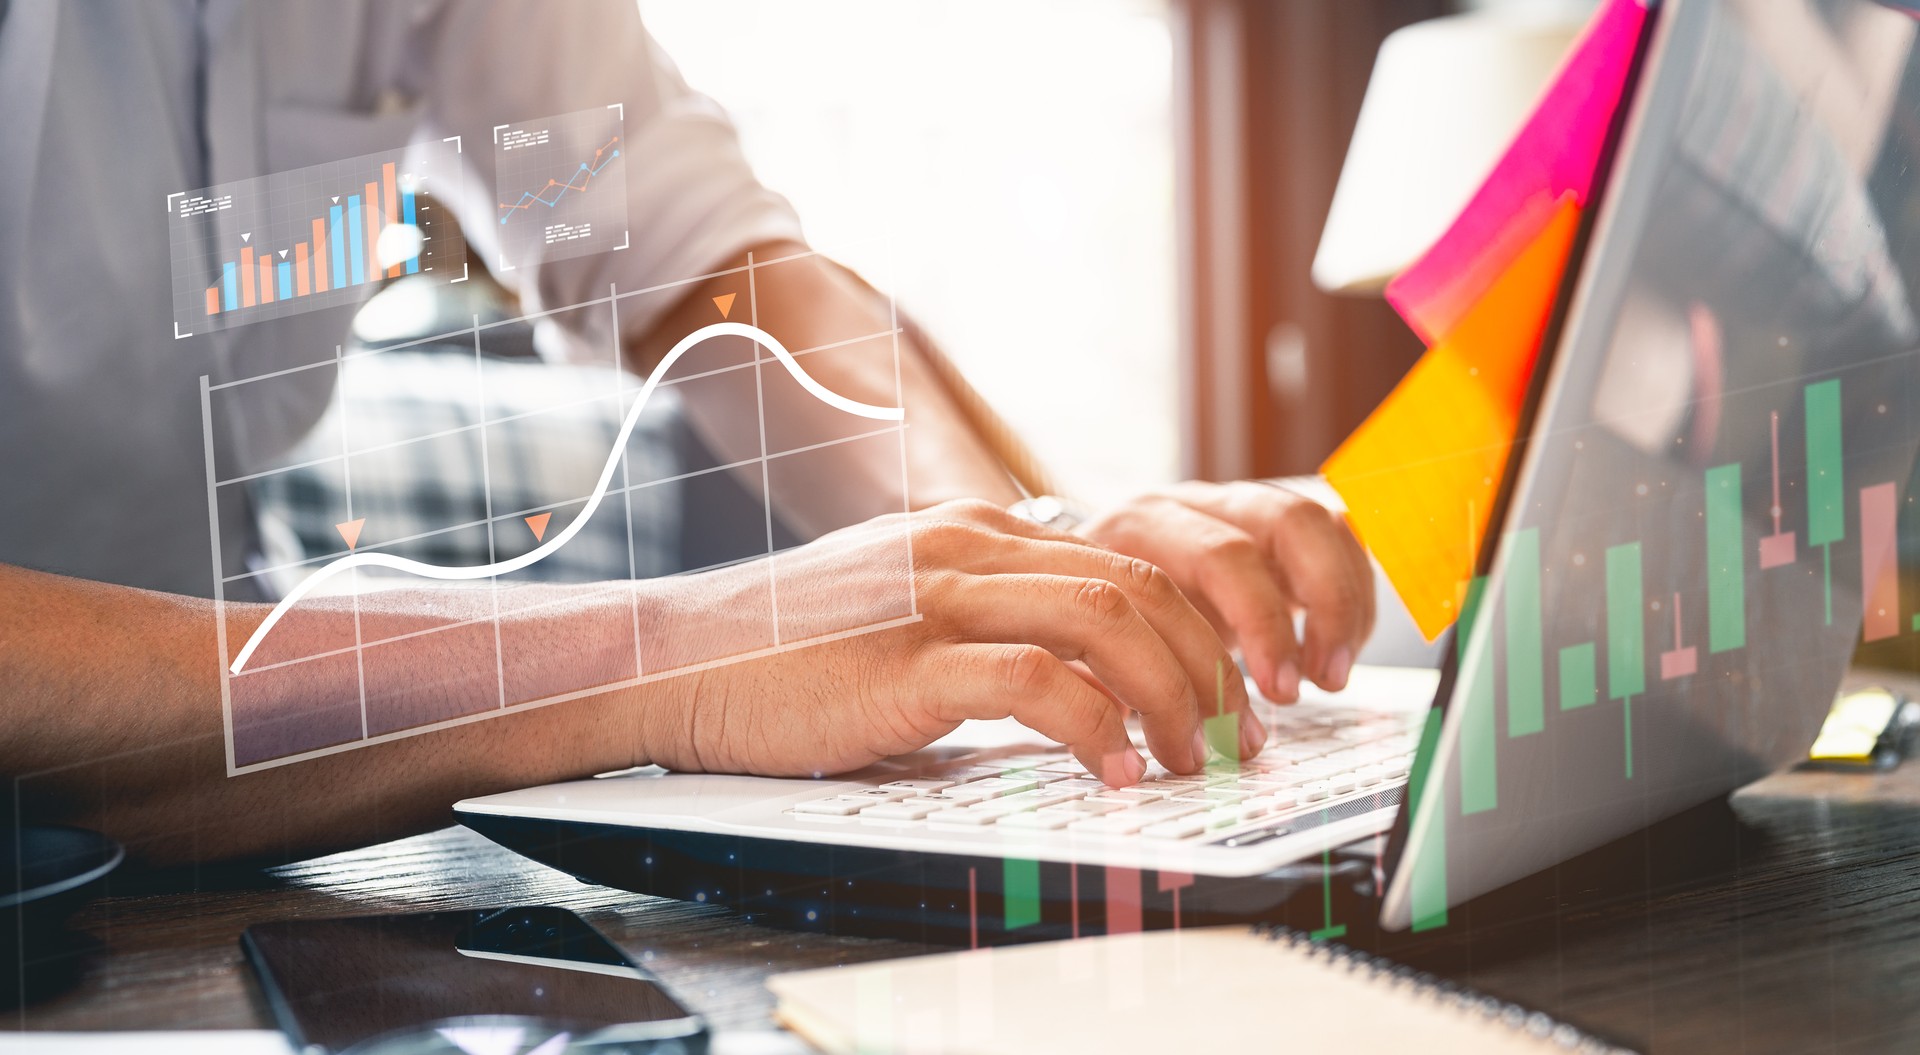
641, 1, 1179, 508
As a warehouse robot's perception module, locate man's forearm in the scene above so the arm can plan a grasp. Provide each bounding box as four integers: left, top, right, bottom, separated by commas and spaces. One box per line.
1, 565, 653, 865
627, 242, 1025, 538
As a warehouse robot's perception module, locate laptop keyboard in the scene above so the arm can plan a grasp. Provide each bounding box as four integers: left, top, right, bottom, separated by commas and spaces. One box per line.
786, 707, 1420, 847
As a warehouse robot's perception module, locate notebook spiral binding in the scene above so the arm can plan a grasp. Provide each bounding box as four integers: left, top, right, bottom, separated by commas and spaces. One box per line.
1253, 925, 1639, 1055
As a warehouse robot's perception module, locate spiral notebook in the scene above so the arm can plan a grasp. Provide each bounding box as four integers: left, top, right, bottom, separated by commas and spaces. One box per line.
767, 926, 1630, 1055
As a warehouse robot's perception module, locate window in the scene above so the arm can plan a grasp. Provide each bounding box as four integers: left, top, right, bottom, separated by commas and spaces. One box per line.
643, 0, 1178, 507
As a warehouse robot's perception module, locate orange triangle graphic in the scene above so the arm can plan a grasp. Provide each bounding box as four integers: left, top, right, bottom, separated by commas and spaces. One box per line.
712, 293, 736, 319
524, 512, 553, 542
335, 518, 366, 550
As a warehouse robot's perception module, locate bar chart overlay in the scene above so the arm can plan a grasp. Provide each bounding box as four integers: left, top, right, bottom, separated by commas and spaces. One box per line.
167, 142, 466, 336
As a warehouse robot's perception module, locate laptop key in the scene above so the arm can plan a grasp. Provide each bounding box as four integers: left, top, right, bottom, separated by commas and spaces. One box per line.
1070, 799, 1208, 835
1095, 787, 1172, 804
997, 811, 1077, 831
878, 778, 956, 793
1001, 752, 1072, 767
956, 776, 1042, 797
1049, 778, 1109, 794
1142, 815, 1213, 839
948, 765, 1014, 782
927, 806, 1005, 827
860, 801, 945, 823
1037, 799, 1127, 817
972, 788, 1087, 815
911, 787, 999, 806
847, 787, 917, 802
791, 796, 874, 816
1178, 787, 1252, 805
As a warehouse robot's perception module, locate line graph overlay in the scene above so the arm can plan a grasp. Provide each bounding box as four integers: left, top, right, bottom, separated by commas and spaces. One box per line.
230, 322, 902, 674
493, 106, 629, 270
203, 250, 917, 773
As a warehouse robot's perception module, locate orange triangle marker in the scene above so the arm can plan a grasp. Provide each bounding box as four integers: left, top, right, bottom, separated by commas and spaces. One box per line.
524, 512, 553, 542
712, 293, 736, 319
335, 518, 366, 550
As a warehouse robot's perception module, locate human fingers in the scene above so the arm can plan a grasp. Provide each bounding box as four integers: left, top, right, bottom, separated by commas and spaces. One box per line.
936, 534, 1257, 770
928, 643, 1144, 786
1170, 484, 1375, 691
938, 573, 1214, 771
1086, 495, 1305, 707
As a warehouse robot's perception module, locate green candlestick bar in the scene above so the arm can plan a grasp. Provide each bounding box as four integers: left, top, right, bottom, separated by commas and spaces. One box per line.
1308, 842, 1348, 941
1607, 543, 1645, 779
1559, 642, 1598, 709
1505, 529, 1545, 737
1458, 576, 1497, 815
1408, 707, 1449, 933
1806, 379, 1844, 625
1204, 711, 1239, 773
1205, 658, 1239, 774
1705, 463, 1746, 653
1004, 857, 1040, 930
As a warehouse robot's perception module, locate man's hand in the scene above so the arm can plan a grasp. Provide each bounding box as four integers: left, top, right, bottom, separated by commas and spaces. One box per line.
639, 500, 1261, 787
1079, 481, 1376, 703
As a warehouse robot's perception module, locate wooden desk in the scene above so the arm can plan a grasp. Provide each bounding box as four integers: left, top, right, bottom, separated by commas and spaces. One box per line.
13, 711, 1920, 1051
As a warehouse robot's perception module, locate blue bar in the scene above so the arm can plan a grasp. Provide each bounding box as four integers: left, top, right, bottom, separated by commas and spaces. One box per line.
329, 205, 347, 289
221, 262, 239, 311
402, 189, 420, 274
346, 196, 366, 285
277, 260, 293, 300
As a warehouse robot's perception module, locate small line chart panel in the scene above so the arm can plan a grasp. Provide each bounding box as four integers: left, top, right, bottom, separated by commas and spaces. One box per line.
166, 141, 467, 337
493, 105, 630, 270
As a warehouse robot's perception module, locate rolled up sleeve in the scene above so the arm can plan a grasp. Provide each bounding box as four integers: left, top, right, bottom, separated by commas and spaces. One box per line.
393, 0, 804, 358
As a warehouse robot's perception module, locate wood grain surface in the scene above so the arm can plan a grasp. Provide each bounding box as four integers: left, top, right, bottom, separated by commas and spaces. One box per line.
12, 679, 1920, 1052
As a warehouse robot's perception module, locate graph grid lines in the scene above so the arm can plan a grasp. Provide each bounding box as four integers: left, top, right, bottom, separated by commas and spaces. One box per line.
205, 249, 921, 775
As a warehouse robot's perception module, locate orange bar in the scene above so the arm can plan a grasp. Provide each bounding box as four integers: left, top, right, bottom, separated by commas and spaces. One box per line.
311, 218, 330, 293
364, 180, 381, 281
239, 246, 256, 306
294, 243, 311, 296
206, 286, 221, 316
382, 161, 404, 278
257, 256, 275, 304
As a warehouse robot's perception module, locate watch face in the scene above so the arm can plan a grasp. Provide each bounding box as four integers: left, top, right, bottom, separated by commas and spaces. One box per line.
1009, 495, 1085, 531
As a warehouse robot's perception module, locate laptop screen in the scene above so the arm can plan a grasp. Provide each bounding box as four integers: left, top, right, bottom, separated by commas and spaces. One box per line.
1382, 0, 1920, 931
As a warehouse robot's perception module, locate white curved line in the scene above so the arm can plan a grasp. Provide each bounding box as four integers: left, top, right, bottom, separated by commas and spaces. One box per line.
229, 321, 902, 674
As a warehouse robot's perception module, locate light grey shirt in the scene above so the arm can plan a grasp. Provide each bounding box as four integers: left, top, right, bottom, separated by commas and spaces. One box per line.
0, 0, 801, 597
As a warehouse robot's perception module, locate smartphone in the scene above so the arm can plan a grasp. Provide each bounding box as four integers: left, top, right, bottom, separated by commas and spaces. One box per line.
242, 905, 708, 1054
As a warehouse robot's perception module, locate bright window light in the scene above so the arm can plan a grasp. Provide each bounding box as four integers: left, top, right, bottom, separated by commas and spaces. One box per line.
643, 0, 1178, 507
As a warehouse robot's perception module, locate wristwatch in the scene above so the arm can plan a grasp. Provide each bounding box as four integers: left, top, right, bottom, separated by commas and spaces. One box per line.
1007, 494, 1090, 533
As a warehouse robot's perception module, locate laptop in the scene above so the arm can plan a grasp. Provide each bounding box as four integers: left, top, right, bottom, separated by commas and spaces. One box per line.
458, 0, 1920, 943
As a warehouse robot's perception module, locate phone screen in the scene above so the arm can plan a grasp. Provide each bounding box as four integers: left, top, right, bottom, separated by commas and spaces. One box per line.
243, 906, 705, 1053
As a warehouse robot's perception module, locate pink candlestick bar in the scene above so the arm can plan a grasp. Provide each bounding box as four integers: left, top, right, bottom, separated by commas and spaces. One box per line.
1105, 866, 1142, 935
1659, 591, 1698, 680
1759, 410, 1798, 568
1861, 482, 1900, 642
